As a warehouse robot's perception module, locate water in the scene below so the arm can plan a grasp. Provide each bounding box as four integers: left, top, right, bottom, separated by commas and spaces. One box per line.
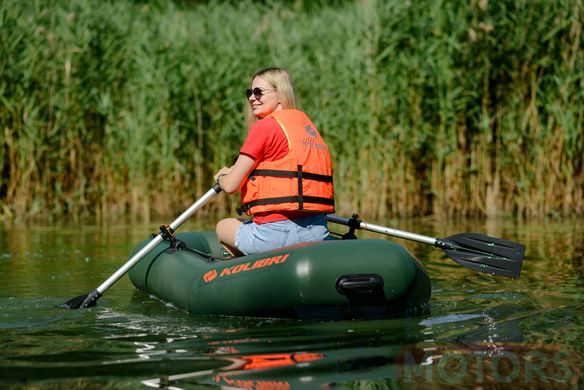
1, 218, 582, 389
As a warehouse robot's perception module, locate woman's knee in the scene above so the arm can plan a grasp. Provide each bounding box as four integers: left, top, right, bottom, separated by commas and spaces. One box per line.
216, 218, 241, 245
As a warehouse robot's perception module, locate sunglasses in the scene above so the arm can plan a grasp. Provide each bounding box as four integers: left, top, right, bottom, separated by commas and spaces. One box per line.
245, 87, 276, 100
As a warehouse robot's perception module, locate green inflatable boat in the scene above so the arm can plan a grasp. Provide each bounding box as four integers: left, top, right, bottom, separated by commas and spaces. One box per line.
128, 231, 431, 319
65, 187, 523, 315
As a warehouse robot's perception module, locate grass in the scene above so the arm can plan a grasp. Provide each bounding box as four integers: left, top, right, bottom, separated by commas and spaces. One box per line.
0, 0, 582, 222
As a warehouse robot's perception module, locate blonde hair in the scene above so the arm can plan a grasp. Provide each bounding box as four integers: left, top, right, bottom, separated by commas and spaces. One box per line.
245, 67, 298, 130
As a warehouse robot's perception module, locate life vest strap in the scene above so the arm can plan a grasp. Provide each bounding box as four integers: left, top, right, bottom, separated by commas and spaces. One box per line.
236, 196, 335, 216
251, 169, 333, 183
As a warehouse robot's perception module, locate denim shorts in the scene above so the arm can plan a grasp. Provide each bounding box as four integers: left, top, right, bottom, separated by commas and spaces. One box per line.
235, 214, 329, 255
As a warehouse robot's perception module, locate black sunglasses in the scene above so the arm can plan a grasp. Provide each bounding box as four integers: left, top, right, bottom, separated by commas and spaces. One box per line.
245, 87, 276, 100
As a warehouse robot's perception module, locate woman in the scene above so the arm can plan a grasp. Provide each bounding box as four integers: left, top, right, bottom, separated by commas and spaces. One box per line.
213, 67, 335, 257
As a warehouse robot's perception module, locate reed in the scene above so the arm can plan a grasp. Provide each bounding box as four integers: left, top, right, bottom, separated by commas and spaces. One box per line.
0, 0, 581, 222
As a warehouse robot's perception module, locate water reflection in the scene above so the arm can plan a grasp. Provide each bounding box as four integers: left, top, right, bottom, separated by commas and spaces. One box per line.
131, 308, 580, 389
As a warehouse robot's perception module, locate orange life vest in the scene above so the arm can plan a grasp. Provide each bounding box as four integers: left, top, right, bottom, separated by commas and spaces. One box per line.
237, 109, 335, 216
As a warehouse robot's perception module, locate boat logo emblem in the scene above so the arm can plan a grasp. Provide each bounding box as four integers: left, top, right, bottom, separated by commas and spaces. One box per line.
200, 253, 291, 285
203, 269, 218, 282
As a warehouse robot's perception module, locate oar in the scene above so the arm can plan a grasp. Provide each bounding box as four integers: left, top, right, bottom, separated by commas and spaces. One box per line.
63, 184, 222, 309
326, 214, 525, 278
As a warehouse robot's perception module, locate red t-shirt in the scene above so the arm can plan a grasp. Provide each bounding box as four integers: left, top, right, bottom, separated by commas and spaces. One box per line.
240, 117, 288, 162
240, 117, 317, 224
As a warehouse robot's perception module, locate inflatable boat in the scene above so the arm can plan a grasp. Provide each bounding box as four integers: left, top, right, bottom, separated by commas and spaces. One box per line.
65, 187, 523, 316
127, 231, 431, 319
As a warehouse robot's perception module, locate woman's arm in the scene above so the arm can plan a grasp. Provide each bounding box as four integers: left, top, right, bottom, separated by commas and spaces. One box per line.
213, 154, 256, 194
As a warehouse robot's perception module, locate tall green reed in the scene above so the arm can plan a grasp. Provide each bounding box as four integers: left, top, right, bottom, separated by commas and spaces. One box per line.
0, 0, 581, 222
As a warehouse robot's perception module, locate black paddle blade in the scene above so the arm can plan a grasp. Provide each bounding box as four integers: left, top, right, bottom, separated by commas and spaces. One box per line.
61, 294, 90, 309
440, 233, 525, 278
61, 289, 101, 309
447, 233, 526, 260
443, 248, 524, 278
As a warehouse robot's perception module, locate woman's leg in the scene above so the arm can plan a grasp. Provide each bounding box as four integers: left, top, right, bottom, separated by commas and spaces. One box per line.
216, 218, 245, 257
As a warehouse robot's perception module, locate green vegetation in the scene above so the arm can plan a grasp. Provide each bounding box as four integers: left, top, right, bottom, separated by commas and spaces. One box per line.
1, 0, 582, 221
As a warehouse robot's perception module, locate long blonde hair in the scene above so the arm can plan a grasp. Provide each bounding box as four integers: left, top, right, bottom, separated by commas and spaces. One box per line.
245, 67, 298, 130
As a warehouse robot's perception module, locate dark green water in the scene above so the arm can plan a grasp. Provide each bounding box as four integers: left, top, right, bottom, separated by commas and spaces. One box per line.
0, 218, 582, 389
